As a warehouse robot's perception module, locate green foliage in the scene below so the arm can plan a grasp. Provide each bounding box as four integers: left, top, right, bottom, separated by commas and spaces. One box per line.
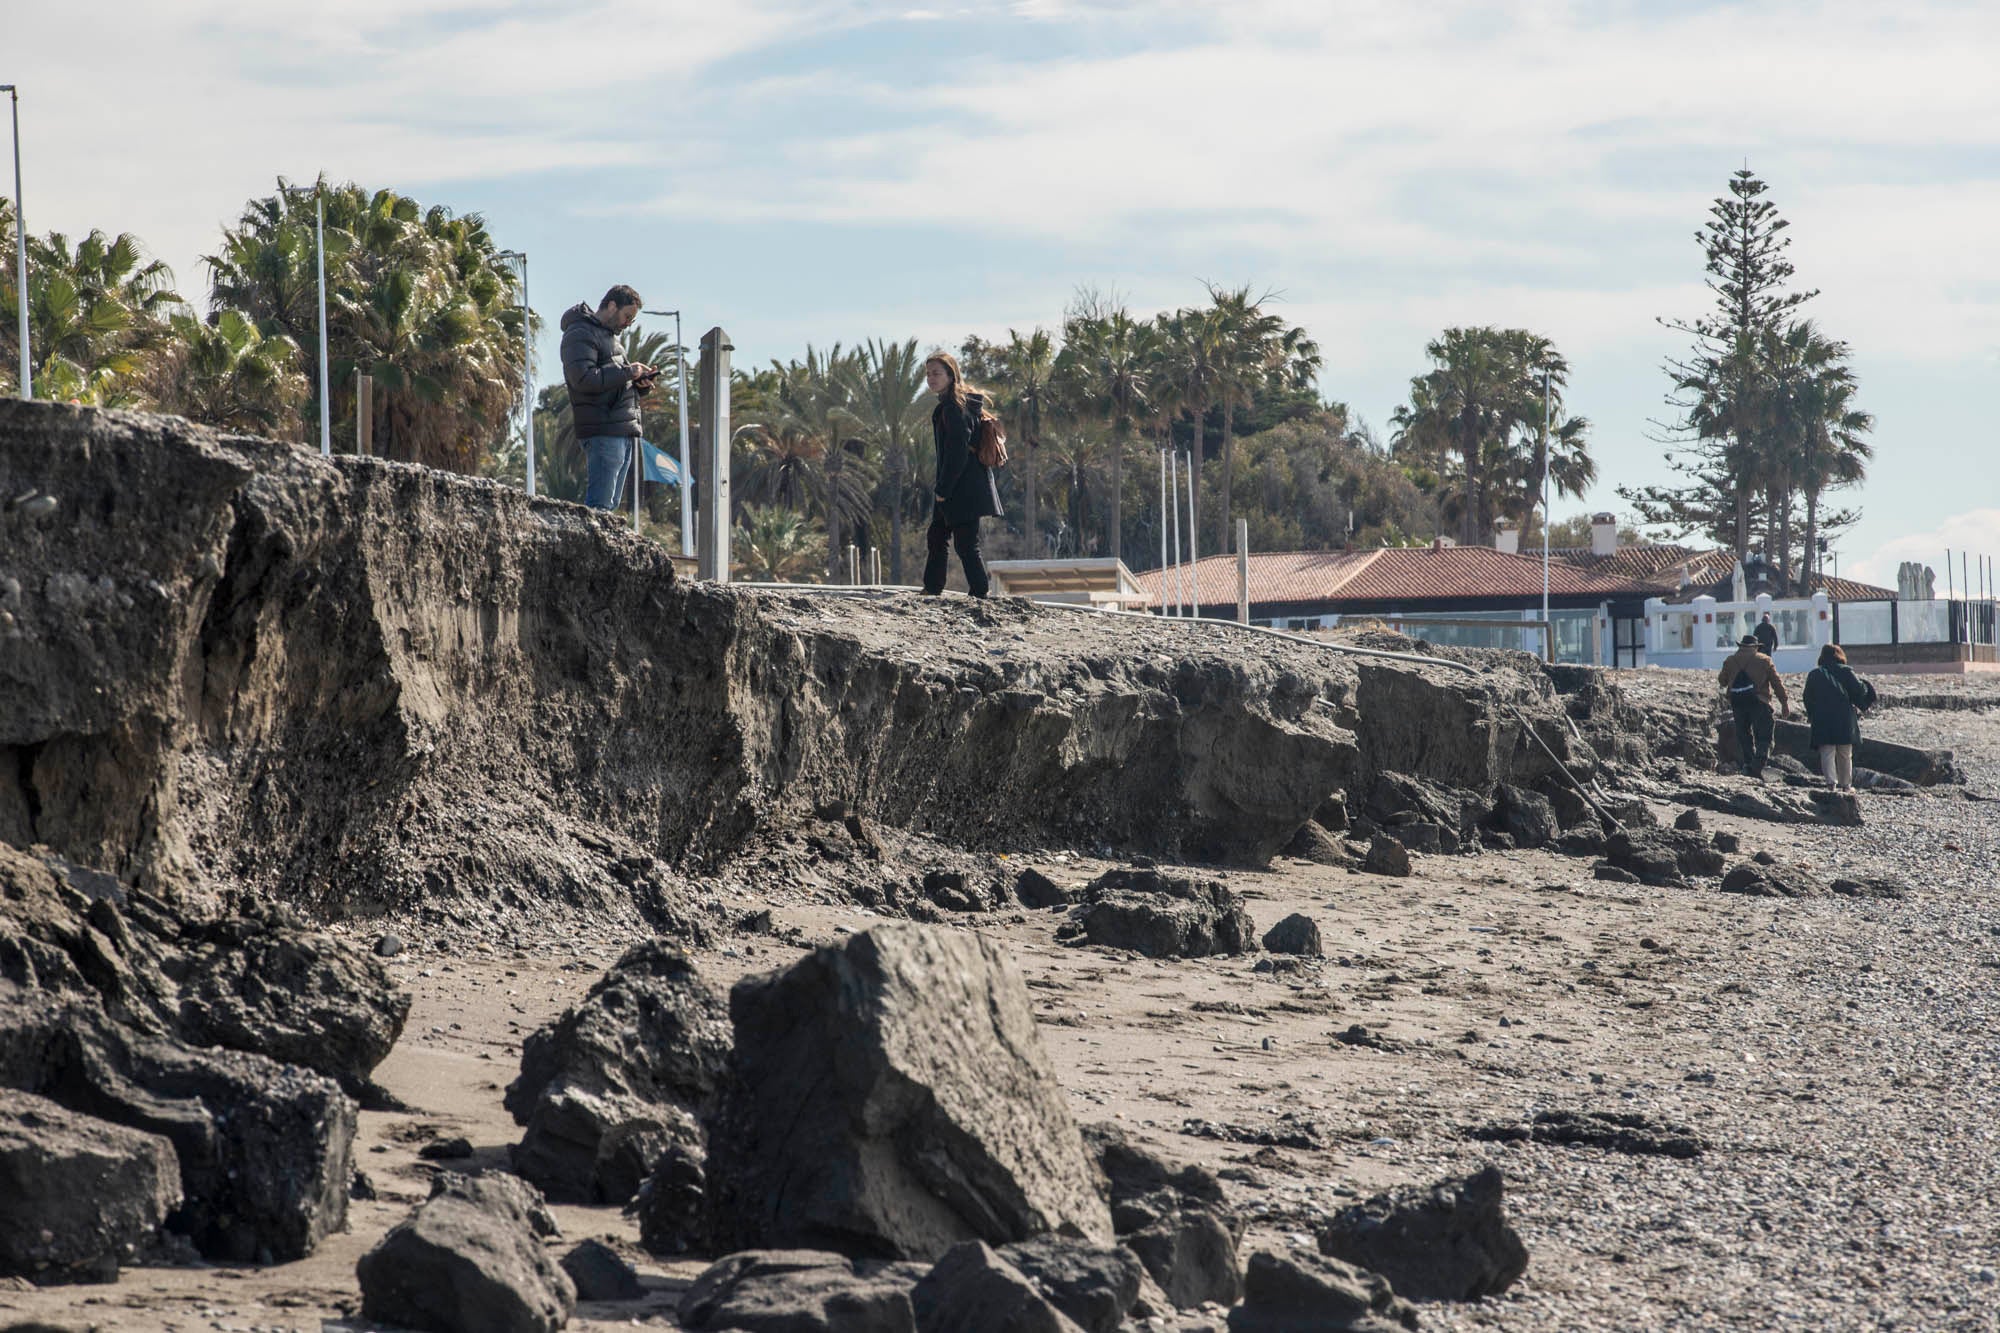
147, 310, 309, 436
735, 503, 827, 582
0, 206, 183, 405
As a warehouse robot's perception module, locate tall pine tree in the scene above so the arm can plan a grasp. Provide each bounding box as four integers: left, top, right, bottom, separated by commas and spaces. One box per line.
1624, 169, 1816, 561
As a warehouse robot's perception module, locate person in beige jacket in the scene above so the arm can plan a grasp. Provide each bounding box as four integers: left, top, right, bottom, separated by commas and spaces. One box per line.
1718, 634, 1792, 778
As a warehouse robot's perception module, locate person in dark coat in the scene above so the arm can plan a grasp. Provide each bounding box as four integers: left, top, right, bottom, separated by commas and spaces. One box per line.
920, 351, 1003, 598
1802, 643, 1876, 790
1753, 612, 1779, 657
560, 284, 657, 510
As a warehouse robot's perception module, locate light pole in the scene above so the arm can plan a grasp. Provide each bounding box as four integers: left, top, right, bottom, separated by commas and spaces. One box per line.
642, 308, 690, 555
4, 86, 28, 398
1540, 367, 1552, 658
497, 250, 533, 496
315, 191, 330, 457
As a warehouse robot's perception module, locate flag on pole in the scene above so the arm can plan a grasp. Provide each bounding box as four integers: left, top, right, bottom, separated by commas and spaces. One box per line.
639, 439, 681, 485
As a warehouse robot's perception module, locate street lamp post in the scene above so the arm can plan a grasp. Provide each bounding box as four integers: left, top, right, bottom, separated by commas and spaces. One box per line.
1540, 367, 1552, 658
315, 193, 330, 457
497, 250, 532, 496
642, 308, 690, 555
4, 86, 28, 398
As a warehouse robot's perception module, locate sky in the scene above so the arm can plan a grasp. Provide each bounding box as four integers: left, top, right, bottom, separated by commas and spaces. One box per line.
8, 0, 1997, 587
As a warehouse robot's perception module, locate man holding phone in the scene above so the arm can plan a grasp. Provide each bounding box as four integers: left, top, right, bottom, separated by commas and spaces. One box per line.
560, 284, 657, 510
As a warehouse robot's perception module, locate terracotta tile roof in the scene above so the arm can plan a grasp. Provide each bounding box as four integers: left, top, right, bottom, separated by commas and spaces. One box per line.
1807, 573, 1897, 601
1131, 545, 1661, 610
1562, 544, 1894, 601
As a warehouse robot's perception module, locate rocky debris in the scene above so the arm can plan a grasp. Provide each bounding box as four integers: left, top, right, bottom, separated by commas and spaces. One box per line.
1314, 792, 1350, 832
0, 844, 408, 1103
0, 1089, 180, 1284
1596, 828, 1725, 887
1591, 862, 1640, 884
635, 1135, 710, 1256
1362, 836, 1411, 879
357, 1171, 575, 1333
0, 987, 354, 1263
1492, 784, 1557, 850
1673, 808, 1703, 831
1720, 863, 1826, 898
1353, 662, 1582, 797
375, 932, 406, 958
1073, 868, 1257, 959
1083, 1123, 1242, 1310
505, 940, 730, 1206
911, 1241, 1084, 1333
1360, 773, 1486, 855
1015, 869, 1074, 910
1261, 914, 1323, 957
561, 1238, 644, 1302
1468, 1110, 1704, 1159
707, 925, 1112, 1260
1810, 790, 1864, 826
679, 1249, 919, 1332
998, 1236, 1146, 1333
921, 868, 999, 913
1712, 831, 1741, 853
1316, 1166, 1526, 1302
419, 1135, 476, 1160
1226, 1249, 1419, 1333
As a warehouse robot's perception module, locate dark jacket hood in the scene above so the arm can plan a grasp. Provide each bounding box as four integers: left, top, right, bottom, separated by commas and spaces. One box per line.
559, 303, 601, 333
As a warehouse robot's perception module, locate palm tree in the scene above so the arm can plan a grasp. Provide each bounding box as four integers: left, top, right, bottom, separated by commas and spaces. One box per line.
738, 421, 825, 512
1768, 321, 1871, 586
2, 225, 182, 404
735, 504, 827, 582
851, 338, 929, 583
983, 327, 1057, 548
146, 310, 307, 436
1205, 285, 1322, 552
1057, 307, 1153, 562
769, 345, 869, 578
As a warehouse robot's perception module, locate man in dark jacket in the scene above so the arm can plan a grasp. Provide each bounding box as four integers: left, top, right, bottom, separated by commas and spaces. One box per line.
1753, 612, 1779, 657
1717, 634, 1791, 779
561, 285, 655, 510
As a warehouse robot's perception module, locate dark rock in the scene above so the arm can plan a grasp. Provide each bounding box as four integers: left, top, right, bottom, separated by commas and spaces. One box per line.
679, 1249, 918, 1332
1284, 820, 1350, 866
1711, 831, 1740, 853
635, 1133, 709, 1257
1014, 869, 1073, 910
1546, 784, 1595, 831
1556, 827, 1606, 858
1591, 862, 1640, 884
912, 1241, 1083, 1332
0, 1090, 180, 1284
1226, 1249, 1418, 1333
1494, 785, 1557, 850
1080, 1124, 1239, 1310
1830, 875, 1909, 900
997, 1236, 1144, 1333
358, 1172, 575, 1333
1074, 869, 1257, 959
351, 1168, 378, 1201
1673, 808, 1702, 831
0, 992, 355, 1264
375, 934, 406, 958
420, 1135, 476, 1161
1317, 1165, 1526, 1302
1467, 1110, 1703, 1159
1362, 836, 1410, 879
1753, 850, 1778, 866
922, 869, 988, 913
1810, 790, 1864, 826
562, 1238, 644, 1302
1391, 821, 1443, 854
1313, 793, 1349, 832
1600, 828, 1722, 887
707, 926, 1112, 1261
1720, 863, 1824, 898
506, 940, 729, 1205
1478, 830, 1514, 851
1262, 914, 1323, 957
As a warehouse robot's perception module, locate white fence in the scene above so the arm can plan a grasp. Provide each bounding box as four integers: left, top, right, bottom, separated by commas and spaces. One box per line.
1644, 593, 1832, 673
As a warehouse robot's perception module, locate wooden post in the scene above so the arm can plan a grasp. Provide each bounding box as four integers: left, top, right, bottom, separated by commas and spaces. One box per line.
355, 374, 373, 456
1236, 518, 1250, 624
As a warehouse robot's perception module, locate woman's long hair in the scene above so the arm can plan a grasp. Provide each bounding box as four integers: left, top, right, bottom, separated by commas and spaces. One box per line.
1818, 643, 1848, 667
925, 351, 974, 412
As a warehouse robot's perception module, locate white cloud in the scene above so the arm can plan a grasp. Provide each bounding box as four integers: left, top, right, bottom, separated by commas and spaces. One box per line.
1848, 509, 2000, 593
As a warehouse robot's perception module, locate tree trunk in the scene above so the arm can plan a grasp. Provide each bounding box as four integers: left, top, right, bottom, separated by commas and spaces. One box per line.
827, 451, 843, 580
1801, 487, 1820, 592
1457, 410, 1481, 547
1220, 397, 1235, 553
1109, 428, 1123, 563
1188, 399, 1203, 559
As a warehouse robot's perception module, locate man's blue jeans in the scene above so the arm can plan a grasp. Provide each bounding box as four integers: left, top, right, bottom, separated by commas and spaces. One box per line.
583, 435, 632, 511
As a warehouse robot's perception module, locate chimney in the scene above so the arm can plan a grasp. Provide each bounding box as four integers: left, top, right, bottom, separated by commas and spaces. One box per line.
1590, 512, 1619, 557
1493, 523, 1519, 555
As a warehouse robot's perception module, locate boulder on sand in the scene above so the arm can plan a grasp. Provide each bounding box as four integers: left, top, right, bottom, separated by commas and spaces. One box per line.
997, 1235, 1145, 1333
1316, 1165, 1527, 1302
0, 1089, 180, 1284
1074, 868, 1257, 959
911, 1241, 1084, 1333
1362, 835, 1411, 879
1227, 1249, 1418, 1333
679, 1249, 919, 1332
505, 940, 730, 1205
357, 1172, 575, 1333
706, 925, 1113, 1260
1261, 914, 1324, 957
1082, 1122, 1241, 1311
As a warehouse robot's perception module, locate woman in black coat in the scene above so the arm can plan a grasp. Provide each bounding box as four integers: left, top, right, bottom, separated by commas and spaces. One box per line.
1802, 643, 1876, 790
920, 351, 1004, 598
